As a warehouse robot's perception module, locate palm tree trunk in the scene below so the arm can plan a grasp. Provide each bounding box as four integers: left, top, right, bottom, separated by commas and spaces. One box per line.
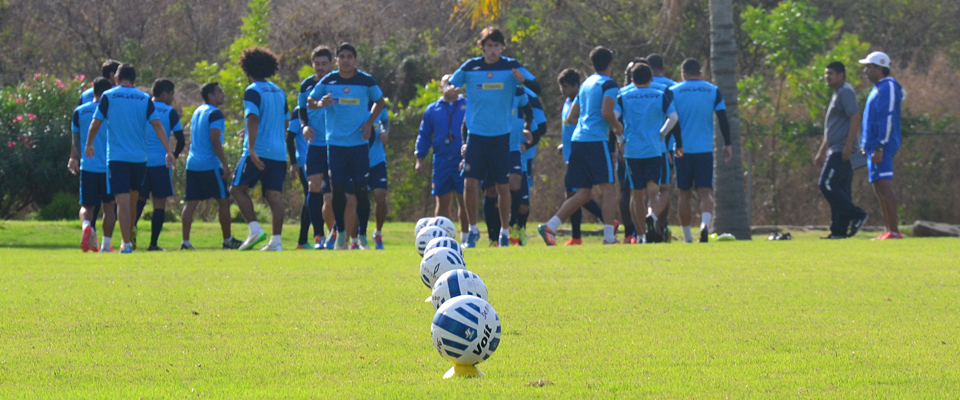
709, 0, 752, 239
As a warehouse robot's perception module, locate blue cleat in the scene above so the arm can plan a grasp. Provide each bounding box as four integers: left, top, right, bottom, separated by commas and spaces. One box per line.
463, 232, 480, 248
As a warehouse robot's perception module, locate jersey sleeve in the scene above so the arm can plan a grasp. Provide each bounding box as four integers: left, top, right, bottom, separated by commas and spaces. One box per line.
515, 64, 536, 82
94, 96, 109, 121
169, 109, 183, 132
243, 88, 261, 117
369, 84, 384, 102
146, 100, 159, 122
309, 82, 325, 100
416, 105, 434, 158
71, 110, 81, 133
663, 90, 676, 115
714, 89, 727, 111
838, 86, 859, 117
209, 110, 225, 132
449, 65, 466, 88
298, 81, 311, 109
601, 80, 619, 99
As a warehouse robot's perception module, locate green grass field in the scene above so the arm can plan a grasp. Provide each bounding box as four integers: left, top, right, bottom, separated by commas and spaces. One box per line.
1, 221, 958, 398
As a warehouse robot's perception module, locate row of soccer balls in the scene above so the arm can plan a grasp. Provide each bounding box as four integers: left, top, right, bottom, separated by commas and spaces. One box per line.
416, 217, 503, 368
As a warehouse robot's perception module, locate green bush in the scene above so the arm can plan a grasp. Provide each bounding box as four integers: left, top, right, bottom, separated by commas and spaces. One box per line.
231, 204, 271, 223
37, 192, 79, 221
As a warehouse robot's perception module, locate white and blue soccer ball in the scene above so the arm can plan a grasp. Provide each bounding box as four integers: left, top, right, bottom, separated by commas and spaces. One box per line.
428, 216, 457, 239
425, 237, 464, 258
431, 296, 501, 366
416, 226, 447, 256
431, 269, 488, 310
415, 217, 434, 238
419, 247, 466, 288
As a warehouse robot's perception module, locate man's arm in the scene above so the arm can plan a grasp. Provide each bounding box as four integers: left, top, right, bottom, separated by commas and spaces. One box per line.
150, 119, 175, 167
601, 97, 622, 136
565, 103, 580, 126
69, 111, 81, 175
85, 119, 103, 158
843, 113, 862, 161
361, 98, 387, 141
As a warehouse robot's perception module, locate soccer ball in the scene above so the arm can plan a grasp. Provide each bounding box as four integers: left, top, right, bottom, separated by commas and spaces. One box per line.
431, 269, 488, 310
431, 296, 501, 366
416, 226, 446, 256
425, 237, 464, 258
428, 216, 457, 239
419, 247, 465, 288
415, 217, 434, 238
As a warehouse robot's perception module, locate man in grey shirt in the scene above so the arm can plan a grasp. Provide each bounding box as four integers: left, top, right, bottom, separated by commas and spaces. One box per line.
814, 61, 869, 239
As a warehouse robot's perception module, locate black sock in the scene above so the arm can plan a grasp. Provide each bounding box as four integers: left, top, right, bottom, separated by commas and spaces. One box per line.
332, 186, 346, 233
135, 200, 147, 227
571, 208, 583, 239
308, 192, 325, 238
483, 196, 500, 241
518, 211, 528, 230
356, 184, 371, 236
299, 200, 310, 245
91, 202, 101, 232
150, 208, 164, 247
583, 200, 603, 222
510, 190, 521, 227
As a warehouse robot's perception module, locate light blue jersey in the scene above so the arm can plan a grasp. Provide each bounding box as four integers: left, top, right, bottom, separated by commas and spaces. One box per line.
572, 74, 619, 142
619, 85, 675, 159
93, 86, 159, 163
510, 87, 529, 152
298, 75, 327, 147
369, 108, 389, 167
79, 87, 95, 105
449, 56, 536, 137
145, 101, 182, 167
243, 80, 289, 162
309, 70, 383, 147
561, 98, 575, 162
651, 77, 679, 149
287, 109, 308, 168
72, 102, 108, 173
520, 87, 547, 164
670, 80, 725, 154
186, 104, 225, 171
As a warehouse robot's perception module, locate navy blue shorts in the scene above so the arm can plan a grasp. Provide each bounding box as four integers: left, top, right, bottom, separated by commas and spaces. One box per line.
367, 162, 388, 190
867, 149, 896, 183
660, 151, 674, 186
328, 144, 369, 188
432, 161, 463, 196
616, 156, 627, 186
462, 133, 510, 185
675, 152, 713, 190
140, 165, 174, 198
565, 141, 614, 190
625, 157, 662, 190
509, 151, 522, 176
185, 168, 229, 201
80, 170, 114, 206
232, 156, 286, 194
107, 161, 146, 195
306, 145, 329, 177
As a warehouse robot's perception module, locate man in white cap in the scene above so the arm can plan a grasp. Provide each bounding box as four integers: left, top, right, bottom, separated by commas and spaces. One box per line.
859, 51, 904, 240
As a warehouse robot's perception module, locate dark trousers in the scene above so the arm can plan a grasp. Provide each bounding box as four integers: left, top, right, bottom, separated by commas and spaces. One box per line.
818, 152, 864, 236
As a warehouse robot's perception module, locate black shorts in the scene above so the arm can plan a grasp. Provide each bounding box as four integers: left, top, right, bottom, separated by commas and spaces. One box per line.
675, 152, 713, 190
328, 144, 369, 188
232, 156, 286, 194
625, 157, 662, 190
107, 161, 146, 195
564, 141, 614, 190
185, 168, 229, 201
140, 165, 174, 198
306, 145, 329, 177
367, 162, 388, 190
462, 133, 510, 185
80, 170, 114, 206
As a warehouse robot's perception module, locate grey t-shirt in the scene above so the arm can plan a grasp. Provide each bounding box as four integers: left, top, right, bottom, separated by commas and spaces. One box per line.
824, 82, 860, 154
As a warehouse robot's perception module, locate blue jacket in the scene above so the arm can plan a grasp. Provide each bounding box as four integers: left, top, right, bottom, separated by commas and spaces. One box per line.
861, 77, 903, 153
416, 96, 467, 165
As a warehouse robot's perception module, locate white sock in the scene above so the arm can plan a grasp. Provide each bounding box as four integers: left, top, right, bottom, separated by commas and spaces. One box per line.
500, 228, 510, 237
102, 236, 112, 248
182, 240, 192, 246
269, 235, 281, 245
82, 220, 91, 229
603, 224, 615, 242
373, 229, 381, 237
682, 226, 693, 243
546, 216, 561, 232
351, 238, 358, 245
223, 237, 233, 246
249, 221, 262, 233
122, 241, 132, 248
469, 224, 479, 234
701, 212, 712, 230
461, 232, 469, 242
649, 208, 658, 222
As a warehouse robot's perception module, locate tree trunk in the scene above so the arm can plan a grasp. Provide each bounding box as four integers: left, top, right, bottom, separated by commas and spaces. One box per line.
709, 0, 752, 239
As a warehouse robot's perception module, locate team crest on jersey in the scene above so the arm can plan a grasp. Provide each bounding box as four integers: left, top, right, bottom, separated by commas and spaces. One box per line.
460, 105, 466, 111
486, 72, 494, 79
343, 87, 351, 94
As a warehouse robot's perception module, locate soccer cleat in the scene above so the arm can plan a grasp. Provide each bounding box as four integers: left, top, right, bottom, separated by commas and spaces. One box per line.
564, 237, 583, 246
602, 239, 621, 245
334, 232, 347, 250
537, 224, 557, 246
873, 231, 891, 240
699, 228, 709, 243
90, 231, 99, 252
350, 242, 359, 250
147, 245, 165, 251
238, 230, 268, 251
224, 238, 243, 250
820, 234, 847, 240
313, 235, 325, 250
463, 232, 480, 249
488, 240, 498, 247
644, 215, 657, 244
81, 225, 93, 252
374, 233, 384, 250
358, 235, 370, 250
260, 242, 282, 251
891, 231, 904, 239
119, 244, 133, 254
100, 243, 113, 253
325, 231, 338, 250
296, 244, 309, 250
498, 233, 510, 248
663, 226, 672, 243
613, 219, 620, 234
509, 228, 520, 245
848, 214, 868, 237
518, 227, 527, 246
180, 243, 196, 250
131, 226, 138, 250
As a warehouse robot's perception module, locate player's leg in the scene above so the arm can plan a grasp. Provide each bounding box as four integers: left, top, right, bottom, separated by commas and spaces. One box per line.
697, 187, 715, 242
515, 168, 531, 246
657, 151, 674, 238
874, 180, 899, 234
231, 156, 268, 250
147, 166, 174, 251
181, 200, 199, 249
263, 189, 285, 250
508, 151, 522, 242
307, 146, 327, 248
566, 190, 583, 245
436, 192, 452, 219
297, 168, 311, 249
101, 201, 116, 252
617, 157, 634, 242
78, 171, 100, 252
373, 187, 387, 235
217, 198, 236, 248
483, 185, 500, 245
149, 196, 167, 250
674, 153, 696, 243
645, 180, 662, 242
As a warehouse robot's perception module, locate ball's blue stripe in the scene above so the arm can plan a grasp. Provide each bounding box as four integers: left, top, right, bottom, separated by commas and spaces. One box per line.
433, 313, 477, 342
448, 272, 462, 297
442, 338, 469, 351
454, 306, 479, 324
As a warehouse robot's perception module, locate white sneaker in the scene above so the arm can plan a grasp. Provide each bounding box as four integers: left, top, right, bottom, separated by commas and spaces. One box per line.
238, 230, 267, 251
260, 242, 282, 251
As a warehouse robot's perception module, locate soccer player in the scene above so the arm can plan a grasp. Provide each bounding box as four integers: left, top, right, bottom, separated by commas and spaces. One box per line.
415, 74, 469, 243
511, 86, 547, 246
307, 43, 386, 250
670, 59, 732, 243
617, 58, 643, 243
180, 83, 243, 250
814, 61, 868, 239
449, 27, 539, 248
84, 64, 175, 254
619, 63, 680, 243
232, 47, 289, 251
647, 54, 680, 239
859, 51, 903, 240
538, 46, 621, 245
555, 69, 604, 245
286, 107, 316, 249
299, 46, 334, 249
79, 60, 121, 105
69, 77, 117, 252
356, 104, 389, 250
133, 79, 185, 251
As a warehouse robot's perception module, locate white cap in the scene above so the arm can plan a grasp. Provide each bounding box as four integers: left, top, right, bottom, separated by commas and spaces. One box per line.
859, 51, 891, 68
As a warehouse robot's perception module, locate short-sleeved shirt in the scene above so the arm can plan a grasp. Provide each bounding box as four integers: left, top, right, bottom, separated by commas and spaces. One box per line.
243, 80, 289, 162
79, 87, 95, 105
824, 82, 861, 155
368, 108, 389, 167
520, 87, 547, 161
510, 87, 529, 152
449, 56, 536, 137
298, 75, 327, 147
186, 104, 225, 171
561, 98, 575, 162
619, 85, 676, 159
652, 76, 679, 150
670, 80, 725, 154
309, 70, 383, 147
93, 86, 159, 163
72, 101, 108, 173
145, 101, 182, 167
287, 109, 308, 168
572, 74, 619, 143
